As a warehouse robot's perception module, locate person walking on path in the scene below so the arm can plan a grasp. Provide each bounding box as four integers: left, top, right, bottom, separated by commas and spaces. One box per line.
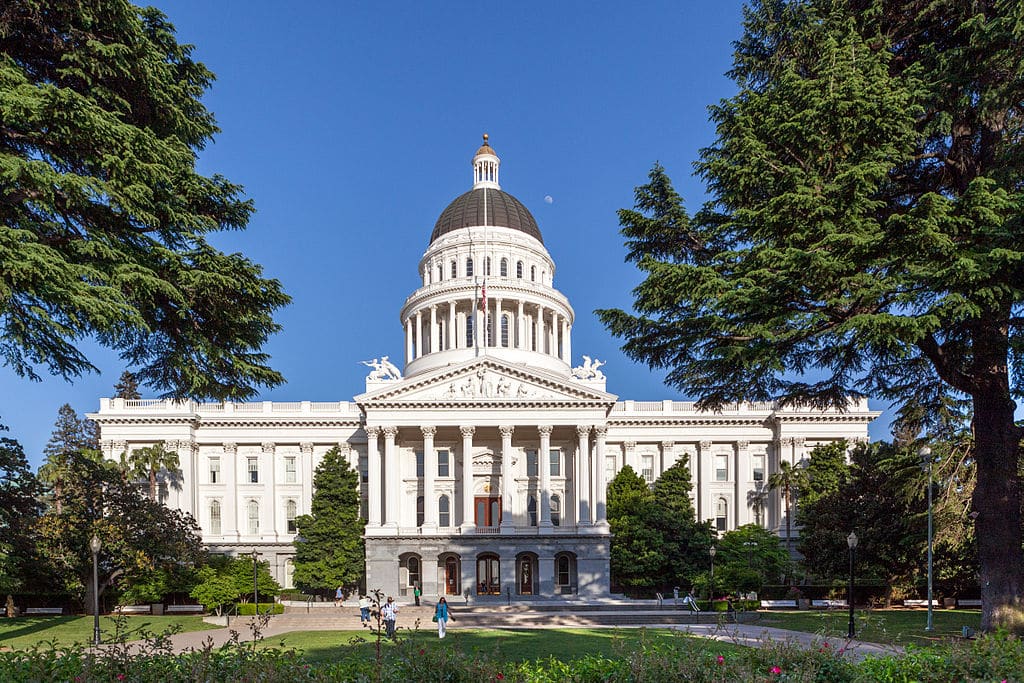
414, 583, 421, 606
335, 586, 343, 606
433, 597, 453, 638
381, 596, 398, 639
358, 595, 370, 625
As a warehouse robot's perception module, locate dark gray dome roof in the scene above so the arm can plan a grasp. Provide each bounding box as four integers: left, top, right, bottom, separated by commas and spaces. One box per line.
430, 188, 543, 245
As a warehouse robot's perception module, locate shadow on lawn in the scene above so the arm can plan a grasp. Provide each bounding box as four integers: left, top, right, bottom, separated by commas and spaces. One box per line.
0, 616, 174, 647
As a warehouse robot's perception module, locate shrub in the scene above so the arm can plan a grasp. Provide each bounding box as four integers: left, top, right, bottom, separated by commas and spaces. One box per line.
235, 602, 284, 615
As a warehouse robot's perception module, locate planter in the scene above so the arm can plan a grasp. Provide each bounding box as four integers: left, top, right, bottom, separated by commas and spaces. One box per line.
943, 598, 956, 609
150, 603, 164, 616
798, 598, 811, 610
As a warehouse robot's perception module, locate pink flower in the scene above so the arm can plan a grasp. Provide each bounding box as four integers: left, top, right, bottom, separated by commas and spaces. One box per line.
716, 655, 725, 665
770, 665, 782, 675
117, 676, 126, 681
419, 648, 426, 655
496, 675, 505, 681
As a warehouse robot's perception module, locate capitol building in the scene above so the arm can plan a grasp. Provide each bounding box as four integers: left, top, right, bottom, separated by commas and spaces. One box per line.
90, 137, 879, 600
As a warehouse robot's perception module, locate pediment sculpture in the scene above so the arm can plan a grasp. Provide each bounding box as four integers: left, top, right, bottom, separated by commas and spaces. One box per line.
361, 356, 402, 381
571, 355, 606, 380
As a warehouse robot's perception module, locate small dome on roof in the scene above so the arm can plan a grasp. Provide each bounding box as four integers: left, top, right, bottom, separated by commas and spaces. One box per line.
431, 188, 542, 245
474, 133, 496, 157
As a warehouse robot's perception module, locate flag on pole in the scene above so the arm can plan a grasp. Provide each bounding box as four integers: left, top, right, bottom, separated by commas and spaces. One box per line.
479, 279, 487, 312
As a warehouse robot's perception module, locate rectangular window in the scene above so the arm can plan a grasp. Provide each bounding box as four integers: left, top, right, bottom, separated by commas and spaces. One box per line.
415, 451, 424, 478
549, 449, 561, 477
247, 501, 259, 535
438, 449, 450, 477
641, 454, 654, 483
209, 458, 220, 484
247, 457, 259, 484
715, 454, 729, 481
526, 450, 538, 477
752, 454, 765, 483
605, 455, 616, 483
209, 502, 221, 535
286, 500, 297, 533
284, 456, 296, 483
360, 455, 368, 484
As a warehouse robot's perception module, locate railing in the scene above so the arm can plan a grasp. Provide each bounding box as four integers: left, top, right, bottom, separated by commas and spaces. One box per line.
610, 398, 869, 415
101, 398, 362, 416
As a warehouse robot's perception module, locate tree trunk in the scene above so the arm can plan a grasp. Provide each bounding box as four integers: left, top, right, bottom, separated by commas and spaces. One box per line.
971, 319, 1024, 633
149, 469, 157, 501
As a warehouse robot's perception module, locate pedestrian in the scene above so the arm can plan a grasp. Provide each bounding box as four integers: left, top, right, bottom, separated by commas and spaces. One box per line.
673, 586, 680, 605
335, 585, 343, 607
413, 582, 421, 607
381, 596, 398, 639
358, 595, 370, 625
682, 590, 700, 613
433, 596, 454, 638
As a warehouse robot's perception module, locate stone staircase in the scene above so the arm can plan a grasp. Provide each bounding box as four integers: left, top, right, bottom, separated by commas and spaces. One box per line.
268, 602, 752, 632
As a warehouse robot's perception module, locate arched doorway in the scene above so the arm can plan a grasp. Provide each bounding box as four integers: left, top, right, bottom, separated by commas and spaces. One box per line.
516, 552, 538, 595
554, 552, 578, 595
439, 554, 461, 595
398, 553, 422, 598
476, 553, 501, 595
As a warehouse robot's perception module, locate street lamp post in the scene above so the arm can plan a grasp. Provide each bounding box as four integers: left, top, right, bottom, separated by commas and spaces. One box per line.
249, 548, 262, 616
709, 546, 717, 601
743, 541, 757, 568
89, 535, 102, 647
920, 445, 935, 632
847, 531, 858, 639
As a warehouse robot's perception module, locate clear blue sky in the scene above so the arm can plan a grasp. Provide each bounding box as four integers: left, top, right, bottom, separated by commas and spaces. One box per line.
4, 0, 901, 470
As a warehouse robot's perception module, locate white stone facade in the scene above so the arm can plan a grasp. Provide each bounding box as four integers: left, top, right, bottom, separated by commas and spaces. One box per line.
89, 138, 879, 599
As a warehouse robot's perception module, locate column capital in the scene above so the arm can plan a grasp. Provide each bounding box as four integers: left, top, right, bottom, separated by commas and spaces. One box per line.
779, 436, 794, 446
576, 424, 591, 438
699, 440, 712, 450
460, 425, 476, 438
223, 442, 237, 455
793, 436, 805, 447
736, 440, 750, 451
300, 442, 315, 455
660, 440, 675, 450
623, 440, 636, 451
499, 425, 515, 438
261, 441, 276, 454
537, 424, 553, 437
382, 426, 399, 439
365, 425, 381, 438
594, 426, 608, 438
421, 425, 437, 438
336, 442, 351, 455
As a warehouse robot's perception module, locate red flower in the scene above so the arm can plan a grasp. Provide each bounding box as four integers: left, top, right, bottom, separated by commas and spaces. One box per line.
496, 675, 505, 680
716, 655, 725, 665
770, 665, 782, 675
419, 648, 426, 655
117, 676, 126, 681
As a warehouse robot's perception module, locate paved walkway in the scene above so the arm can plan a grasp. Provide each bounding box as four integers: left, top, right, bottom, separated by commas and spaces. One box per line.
139, 617, 903, 663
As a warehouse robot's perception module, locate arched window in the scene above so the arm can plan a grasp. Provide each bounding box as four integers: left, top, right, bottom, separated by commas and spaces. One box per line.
500, 314, 510, 347
416, 495, 425, 527
716, 498, 728, 532
437, 319, 445, 351
439, 495, 450, 527
466, 314, 474, 347
286, 499, 297, 533
476, 554, 500, 595
516, 261, 524, 278
209, 500, 221, 535
247, 500, 259, 535
437, 262, 443, 281
485, 313, 493, 346
407, 556, 421, 589
450, 260, 457, 278
530, 265, 536, 281
500, 258, 508, 277
466, 257, 474, 277
557, 555, 571, 587
550, 494, 561, 526
527, 495, 537, 526
485, 256, 491, 276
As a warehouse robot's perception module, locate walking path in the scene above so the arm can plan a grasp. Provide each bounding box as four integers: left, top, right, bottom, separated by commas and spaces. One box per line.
141, 615, 903, 663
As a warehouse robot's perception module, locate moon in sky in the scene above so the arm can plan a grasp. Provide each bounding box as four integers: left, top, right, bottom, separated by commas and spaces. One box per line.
544, 195, 553, 204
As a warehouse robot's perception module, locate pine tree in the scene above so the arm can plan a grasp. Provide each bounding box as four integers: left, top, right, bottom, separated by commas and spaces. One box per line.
113, 371, 141, 400
291, 447, 365, 595
599, 0, 1024, 630
38, 404, 88, 514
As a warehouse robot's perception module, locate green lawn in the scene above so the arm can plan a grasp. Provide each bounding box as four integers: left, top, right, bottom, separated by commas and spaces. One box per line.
0, 615, 220, 650
260, 627, 748, 664
756, 609, 981, 648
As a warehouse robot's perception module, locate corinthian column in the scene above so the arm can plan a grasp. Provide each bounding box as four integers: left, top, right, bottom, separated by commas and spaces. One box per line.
577, 425, 591, 525
460, 426, 475, 531
499, 425, 515, 532
383, 426, 399, 527
366, 427, 381, 527
422, 426, 437, 531
538, 425, 553, 530
594, 426, 608, 527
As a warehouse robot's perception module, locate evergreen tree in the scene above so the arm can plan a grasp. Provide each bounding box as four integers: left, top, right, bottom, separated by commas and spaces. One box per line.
606, 465, 664, 594
649, 457, 714, 590
0, 1, 289, 399
651, 456, 697, 517
716, 524, 791, 593
38, 404, 91, 514
292, 447, 365, 595
599, 1, 1024, 630
0, 423, 43, 594
113, 371, 142, 400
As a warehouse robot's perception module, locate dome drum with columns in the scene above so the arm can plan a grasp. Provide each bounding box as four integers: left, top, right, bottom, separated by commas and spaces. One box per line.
88, 136, 880, 599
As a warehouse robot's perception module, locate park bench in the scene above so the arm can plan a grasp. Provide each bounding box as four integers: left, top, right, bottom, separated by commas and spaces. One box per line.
956, 599, 982, 608
759, 599, 798, 609
903, 599, 938, 608
115, 605, 151, 615
24, 607, 64, 615
164, 604, 205, 614
811, 599, 848, 609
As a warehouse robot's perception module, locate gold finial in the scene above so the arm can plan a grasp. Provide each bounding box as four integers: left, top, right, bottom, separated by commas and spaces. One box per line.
482, 133, 489, 146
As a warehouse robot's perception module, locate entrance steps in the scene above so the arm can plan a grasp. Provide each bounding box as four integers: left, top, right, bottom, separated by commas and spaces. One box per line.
274, 603, 743, 631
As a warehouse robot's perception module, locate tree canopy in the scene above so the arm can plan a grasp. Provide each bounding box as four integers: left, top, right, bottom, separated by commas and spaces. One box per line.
0, 0, 289, 400
599, 0, 1023, 631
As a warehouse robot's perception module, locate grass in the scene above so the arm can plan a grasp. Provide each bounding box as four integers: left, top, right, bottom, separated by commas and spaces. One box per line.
0, 615, 220, 650
259, 627, 749, 664
757, 608, 982, 648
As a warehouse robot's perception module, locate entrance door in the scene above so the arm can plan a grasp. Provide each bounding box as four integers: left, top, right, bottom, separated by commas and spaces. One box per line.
519, 557, 533, 595
476, 555, 500, 594
474, 496, 501, 527
445, 557, 459, 595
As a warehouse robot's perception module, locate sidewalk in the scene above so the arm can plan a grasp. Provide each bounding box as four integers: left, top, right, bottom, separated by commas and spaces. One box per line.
144, 616, 903, 663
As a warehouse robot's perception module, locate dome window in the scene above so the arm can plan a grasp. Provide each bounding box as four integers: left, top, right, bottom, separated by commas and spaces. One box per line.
466, 257, 474, 277
530, 265, 536, 282
500, 258, 508, 277
516, 261, 523, 279
485, 256, 492, 276
450, 260, 457, 279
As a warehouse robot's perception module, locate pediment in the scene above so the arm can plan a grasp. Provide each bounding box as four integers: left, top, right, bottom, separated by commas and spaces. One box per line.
355, 357, 616, 406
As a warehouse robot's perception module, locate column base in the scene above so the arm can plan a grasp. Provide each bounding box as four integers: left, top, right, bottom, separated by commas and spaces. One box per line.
500, 523, 515, 535
460, 523, 476, 535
